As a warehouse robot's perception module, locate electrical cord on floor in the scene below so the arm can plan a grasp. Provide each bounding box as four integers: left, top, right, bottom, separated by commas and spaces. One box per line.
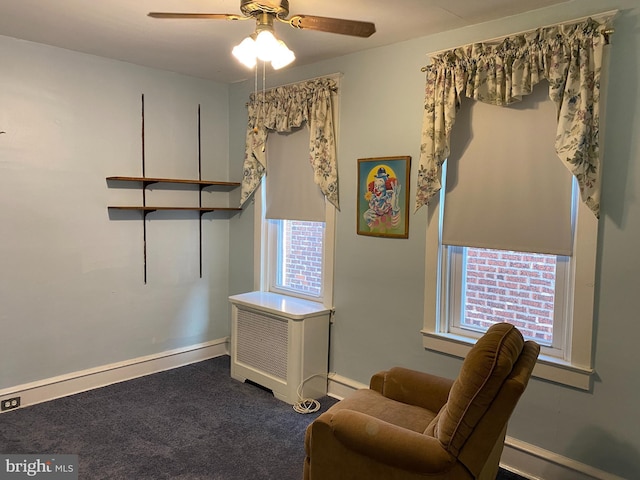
292, 373, 327, 414
293, 398, 321, 414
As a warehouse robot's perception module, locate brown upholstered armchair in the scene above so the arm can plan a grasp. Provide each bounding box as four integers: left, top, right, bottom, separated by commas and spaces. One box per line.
304, 323, 540, 480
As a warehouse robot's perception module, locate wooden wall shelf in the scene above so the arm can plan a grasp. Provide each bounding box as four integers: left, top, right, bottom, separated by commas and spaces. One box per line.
108, 206, 242, 213
106, 176, 240, 190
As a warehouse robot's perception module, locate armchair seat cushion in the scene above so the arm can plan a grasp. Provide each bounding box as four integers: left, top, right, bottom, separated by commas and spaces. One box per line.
320, 389, 438, 434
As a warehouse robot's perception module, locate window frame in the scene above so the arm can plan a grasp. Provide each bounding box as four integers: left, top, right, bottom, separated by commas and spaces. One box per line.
423, 167, 598, 390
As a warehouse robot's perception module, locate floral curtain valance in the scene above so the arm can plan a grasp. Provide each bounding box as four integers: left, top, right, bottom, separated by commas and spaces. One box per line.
417, 16, 614, 218
240, 77, 339, 209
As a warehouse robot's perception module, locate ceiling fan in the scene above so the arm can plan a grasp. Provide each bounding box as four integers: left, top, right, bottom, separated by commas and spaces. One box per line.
148, 0, 377, 39
149, 1, 376, 69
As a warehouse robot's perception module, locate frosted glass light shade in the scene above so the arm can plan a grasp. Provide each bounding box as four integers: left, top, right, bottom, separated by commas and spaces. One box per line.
271, 40, 295, 69
232, 36, 257, 68
255, 30, 279, 61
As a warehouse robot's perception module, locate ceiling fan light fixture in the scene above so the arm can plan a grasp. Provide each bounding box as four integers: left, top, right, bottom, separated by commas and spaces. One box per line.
232, 19, 294, 70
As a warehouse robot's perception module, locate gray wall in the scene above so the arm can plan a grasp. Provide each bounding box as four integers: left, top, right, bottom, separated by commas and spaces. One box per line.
0, 36, 232, 387
229, 0, 640, 477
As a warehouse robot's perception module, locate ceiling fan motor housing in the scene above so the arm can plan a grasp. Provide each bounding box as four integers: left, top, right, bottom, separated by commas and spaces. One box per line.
240, 0, 290, 19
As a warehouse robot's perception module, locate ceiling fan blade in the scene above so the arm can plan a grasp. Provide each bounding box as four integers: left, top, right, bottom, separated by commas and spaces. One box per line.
148, 12, 248, 21
286, 15, 375, 38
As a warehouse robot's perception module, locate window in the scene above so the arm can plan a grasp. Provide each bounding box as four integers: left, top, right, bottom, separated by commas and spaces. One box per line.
425, 178, 597, 390
257, 125, 335, 305
423, 92, 598, 390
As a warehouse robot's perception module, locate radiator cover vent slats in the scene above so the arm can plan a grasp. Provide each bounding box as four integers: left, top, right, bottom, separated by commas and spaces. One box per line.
236, 308, 288, 381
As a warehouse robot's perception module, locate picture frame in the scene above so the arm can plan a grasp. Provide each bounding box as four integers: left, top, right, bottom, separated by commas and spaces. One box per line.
357, 156, 411, 238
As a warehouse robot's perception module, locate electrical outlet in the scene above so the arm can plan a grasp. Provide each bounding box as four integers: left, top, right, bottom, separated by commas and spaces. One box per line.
1, 397, 21, 411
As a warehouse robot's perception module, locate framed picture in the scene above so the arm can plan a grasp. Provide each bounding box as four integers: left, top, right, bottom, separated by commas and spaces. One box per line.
357, 156, 411, 238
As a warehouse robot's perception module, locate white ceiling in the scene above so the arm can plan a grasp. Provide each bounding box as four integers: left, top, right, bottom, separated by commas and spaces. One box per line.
0, 0, 569, 84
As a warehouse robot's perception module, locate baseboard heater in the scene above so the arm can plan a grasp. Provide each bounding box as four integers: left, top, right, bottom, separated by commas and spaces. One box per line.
229, 291, 331, 405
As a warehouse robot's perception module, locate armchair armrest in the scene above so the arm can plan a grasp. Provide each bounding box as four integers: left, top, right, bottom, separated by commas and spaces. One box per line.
370, 367, 454, 412
328, 409, 455, 474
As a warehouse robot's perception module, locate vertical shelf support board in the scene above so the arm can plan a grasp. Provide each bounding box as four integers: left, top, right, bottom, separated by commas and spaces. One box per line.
198, 104, 203, 279
141, 93, 148, 284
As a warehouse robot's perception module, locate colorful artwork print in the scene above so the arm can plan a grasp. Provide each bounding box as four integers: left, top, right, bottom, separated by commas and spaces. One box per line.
357, 156, 410, 238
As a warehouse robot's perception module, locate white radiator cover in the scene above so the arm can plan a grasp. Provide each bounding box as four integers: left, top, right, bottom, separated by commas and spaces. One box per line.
229, 292, 331, 405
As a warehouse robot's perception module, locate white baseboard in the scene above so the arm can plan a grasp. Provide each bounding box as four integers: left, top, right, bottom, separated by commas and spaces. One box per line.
327, 373, 368, 400
0, 337, 229, 413
327, 373, 622, 480
502, 437, 627, 480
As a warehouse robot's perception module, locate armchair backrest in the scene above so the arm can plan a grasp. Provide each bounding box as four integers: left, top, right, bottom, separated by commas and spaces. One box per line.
425, 323, 540, 476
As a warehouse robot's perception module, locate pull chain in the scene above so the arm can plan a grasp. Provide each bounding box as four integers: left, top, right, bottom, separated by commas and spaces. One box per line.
253, 62, 259, 133
261, 61, 266, 151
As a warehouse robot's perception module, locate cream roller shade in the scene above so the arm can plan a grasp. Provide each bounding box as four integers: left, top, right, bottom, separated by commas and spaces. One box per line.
265, 126, 326, 221
442, 84, 574, 255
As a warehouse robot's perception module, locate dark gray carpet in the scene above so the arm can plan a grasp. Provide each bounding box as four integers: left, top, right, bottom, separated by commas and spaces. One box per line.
0, 356, 525, 479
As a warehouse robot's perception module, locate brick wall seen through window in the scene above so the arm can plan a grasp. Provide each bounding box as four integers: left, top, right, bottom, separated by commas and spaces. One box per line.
462, 248, 556, 345
279, 221, 324, 297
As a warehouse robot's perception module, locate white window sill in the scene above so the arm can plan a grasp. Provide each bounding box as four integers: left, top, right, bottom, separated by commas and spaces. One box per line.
421, 330, 593, 390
